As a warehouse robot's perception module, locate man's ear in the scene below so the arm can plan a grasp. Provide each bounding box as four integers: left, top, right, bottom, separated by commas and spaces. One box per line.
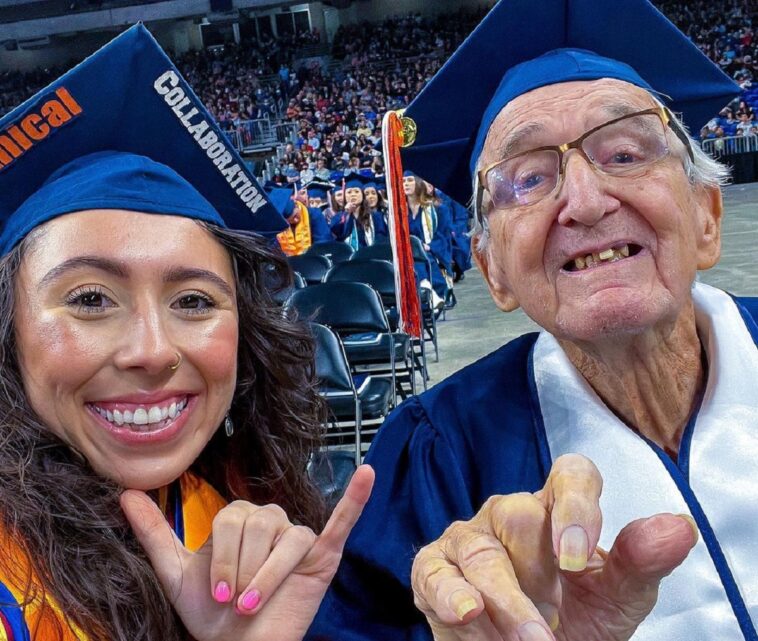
693, 184, 723, 270
472, 233, 520, 312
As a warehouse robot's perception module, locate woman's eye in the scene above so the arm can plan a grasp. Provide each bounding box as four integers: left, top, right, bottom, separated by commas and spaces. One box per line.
66, 288, 115, 314
174, 293, 216, 314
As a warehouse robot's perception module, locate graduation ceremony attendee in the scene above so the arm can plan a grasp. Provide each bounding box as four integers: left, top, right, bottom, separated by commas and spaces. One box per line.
0, 25, 373, 641
403, 172, 453, 306
329, 174, 387, 249
273, 184, 332, 256
436, 188, 472, 281
308, 0, 758, 640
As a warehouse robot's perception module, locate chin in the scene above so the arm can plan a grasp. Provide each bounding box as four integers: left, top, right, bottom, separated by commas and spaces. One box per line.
554, 292, 676, 343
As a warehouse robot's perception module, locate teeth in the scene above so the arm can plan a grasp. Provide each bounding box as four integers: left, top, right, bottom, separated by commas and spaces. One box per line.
93, 397, 188, 430
572, 244, 631, 271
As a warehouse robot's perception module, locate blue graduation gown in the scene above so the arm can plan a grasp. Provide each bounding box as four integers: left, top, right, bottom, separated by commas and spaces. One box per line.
308, 292, 758, 641
329, 211, 388, 247
408, 204, 453, 299
437, 190, 472, 275
309, 206, 333, 244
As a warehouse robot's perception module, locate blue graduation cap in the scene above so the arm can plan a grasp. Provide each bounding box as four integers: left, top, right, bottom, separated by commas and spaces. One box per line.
399, 0, 739, 208
304, 178, 333, 200
0, 24, 286, 254
267, 187, 296, 219
344, 174, 372, 190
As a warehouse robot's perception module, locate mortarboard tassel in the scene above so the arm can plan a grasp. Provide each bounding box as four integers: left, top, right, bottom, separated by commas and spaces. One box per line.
382, 110, 422, 338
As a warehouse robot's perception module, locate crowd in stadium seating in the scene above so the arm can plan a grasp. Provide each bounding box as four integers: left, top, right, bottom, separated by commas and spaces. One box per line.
1, 1, 757, 153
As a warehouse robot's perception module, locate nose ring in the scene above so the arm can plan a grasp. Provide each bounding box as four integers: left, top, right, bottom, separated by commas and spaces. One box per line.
168, 352, 182, 371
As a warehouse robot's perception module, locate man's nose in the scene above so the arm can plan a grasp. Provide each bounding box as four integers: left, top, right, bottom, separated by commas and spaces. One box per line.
555, 151, 621, 227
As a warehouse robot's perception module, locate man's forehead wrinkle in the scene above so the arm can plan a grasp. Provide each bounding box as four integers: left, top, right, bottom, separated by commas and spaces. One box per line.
480, 85, 657, 167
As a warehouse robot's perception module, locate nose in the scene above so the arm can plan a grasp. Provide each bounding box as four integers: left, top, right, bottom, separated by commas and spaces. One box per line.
113, 306, 179, 376
555, 150, 621, 227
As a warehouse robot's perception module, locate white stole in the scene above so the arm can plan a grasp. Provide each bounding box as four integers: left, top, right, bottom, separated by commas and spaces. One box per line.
533, 282, 758, 640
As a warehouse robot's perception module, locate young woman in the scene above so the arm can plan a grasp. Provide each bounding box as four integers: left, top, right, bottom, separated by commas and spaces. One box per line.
0, 25, 372, 641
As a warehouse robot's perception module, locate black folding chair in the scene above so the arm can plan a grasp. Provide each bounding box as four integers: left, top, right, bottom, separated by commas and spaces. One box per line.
409, 236, 440, 362
286, 254, 332, 285
325, 258, 427, 390
270, 271, 306, 306
311, 322, 392, 466
284, 282, 412, 402
306, 241, 355, 264
352, 242, 393, 262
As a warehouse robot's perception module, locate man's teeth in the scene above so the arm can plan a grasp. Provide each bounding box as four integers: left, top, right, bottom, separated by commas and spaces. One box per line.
572, 244, 630, 271
93, 398, 188, 431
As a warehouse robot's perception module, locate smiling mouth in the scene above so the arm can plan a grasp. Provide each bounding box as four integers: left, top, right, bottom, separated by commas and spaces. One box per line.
88, 396, 189, 433
563, 243, 643, 272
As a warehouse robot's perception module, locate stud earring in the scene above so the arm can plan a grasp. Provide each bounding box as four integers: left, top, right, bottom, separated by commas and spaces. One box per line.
224, 414, 234, 437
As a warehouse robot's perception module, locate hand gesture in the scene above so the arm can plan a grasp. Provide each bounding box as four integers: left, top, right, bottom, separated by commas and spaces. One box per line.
121, 465, 374, 641
411, 454, 697, 641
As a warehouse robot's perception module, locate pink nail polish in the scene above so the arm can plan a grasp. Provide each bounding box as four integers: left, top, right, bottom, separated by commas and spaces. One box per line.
214, 581, 231, 603
241, 589, 261, 611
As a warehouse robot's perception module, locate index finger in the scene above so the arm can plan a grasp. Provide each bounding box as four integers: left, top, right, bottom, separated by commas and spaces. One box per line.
316, 464, 375, 554
538, 454, 603, 572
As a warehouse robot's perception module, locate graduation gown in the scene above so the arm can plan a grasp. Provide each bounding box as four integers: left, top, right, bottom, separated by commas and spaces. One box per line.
407, 204, 453, 299
437, 190, 472, 276
0, 473, 225, 641
329, 211, 389, 248
308, 284, 758, 641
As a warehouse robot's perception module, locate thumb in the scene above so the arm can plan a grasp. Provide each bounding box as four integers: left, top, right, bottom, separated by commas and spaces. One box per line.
600, 513, 698, 610
120, 489, 187, 597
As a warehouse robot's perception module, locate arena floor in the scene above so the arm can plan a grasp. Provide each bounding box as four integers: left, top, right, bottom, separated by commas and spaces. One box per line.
426, 181, 758, 386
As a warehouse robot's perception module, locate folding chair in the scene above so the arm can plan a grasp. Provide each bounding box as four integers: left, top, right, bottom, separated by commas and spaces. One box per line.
325, 258, 428, 390
270, 271, 306, 306
410, 236, 440, 362
311, 322, 392, 466
284, 282, 412, 402
286, 254, 332, 285
306, 241, 355, 264
352, 242, 393, 262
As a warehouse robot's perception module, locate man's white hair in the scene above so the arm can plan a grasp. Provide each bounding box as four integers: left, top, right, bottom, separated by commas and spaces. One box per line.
471, 96, 731, 252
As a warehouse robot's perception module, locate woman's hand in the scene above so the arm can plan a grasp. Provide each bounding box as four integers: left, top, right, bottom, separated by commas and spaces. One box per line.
411, 454, 697, 641
121, 465, 374, 641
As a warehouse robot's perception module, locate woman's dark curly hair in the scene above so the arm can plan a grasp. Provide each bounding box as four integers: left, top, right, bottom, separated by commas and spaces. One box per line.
0, 221, 326, 640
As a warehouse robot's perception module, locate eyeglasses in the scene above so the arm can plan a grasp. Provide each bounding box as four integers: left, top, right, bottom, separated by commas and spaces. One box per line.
476, 106, 693, 221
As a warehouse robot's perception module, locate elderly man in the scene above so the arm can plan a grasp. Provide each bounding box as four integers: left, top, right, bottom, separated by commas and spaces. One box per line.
307, 1, 758, 640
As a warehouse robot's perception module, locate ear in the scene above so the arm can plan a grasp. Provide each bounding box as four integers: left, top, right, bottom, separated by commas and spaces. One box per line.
693, 184, 723, 270
472, 233, 520, 312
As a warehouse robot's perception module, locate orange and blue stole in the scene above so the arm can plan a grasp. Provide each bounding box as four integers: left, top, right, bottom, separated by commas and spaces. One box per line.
0, 473, 225, 640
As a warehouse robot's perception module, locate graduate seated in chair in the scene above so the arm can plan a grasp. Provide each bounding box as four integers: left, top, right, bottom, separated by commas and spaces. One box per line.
307, 1, 758, 640
271, 183, 333, 257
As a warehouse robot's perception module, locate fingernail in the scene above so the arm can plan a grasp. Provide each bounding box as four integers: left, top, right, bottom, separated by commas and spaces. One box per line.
676, 514, 699, 541
448, 590, 478, 621
559, 525, 589, 571
213, 581, 231, 603
535, 602, 560, 632
240, 589, 261, 611
518, 620, 553, 641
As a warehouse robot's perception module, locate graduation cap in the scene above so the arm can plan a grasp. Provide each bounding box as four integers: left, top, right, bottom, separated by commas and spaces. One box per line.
304, 177, 334, 200
344, 174, 373, 190
397, 0, 740, 209
267, 186, 296, 219
0, 24, 286, 254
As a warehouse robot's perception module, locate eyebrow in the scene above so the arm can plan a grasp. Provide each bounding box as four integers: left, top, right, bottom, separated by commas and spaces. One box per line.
493, 103, 649, 160
39, 256, 234, 298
